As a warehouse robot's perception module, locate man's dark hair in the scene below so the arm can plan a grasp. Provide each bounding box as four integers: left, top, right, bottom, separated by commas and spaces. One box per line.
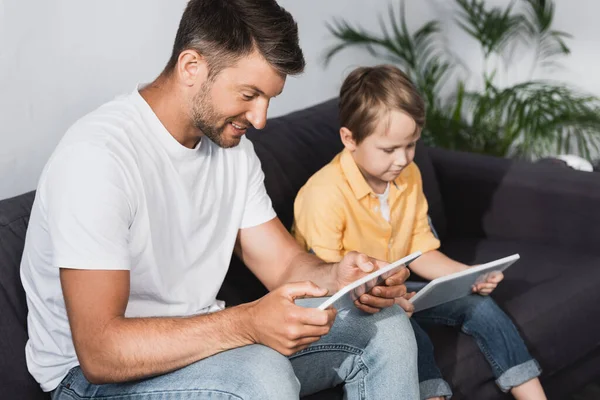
164, 0, 305, 79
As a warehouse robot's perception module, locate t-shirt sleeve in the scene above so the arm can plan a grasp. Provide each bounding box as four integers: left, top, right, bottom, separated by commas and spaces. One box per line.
408, 165, 441, 255
293, 184, 345, 263
42, 144, 134, 270
240, 141, 276, 229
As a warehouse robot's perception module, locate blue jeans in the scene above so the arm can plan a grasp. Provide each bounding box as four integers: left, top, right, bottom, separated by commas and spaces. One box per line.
411, 294, 542, 399
51, 300, 419, 399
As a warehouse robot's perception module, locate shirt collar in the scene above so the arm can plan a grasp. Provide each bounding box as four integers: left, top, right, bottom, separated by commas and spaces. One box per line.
340, 149, 407, 199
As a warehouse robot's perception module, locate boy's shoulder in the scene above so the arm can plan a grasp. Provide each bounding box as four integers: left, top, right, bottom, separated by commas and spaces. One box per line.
298, 153, 348, 198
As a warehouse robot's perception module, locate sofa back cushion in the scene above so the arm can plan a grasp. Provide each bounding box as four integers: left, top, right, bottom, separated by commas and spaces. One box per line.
0, 191, 48, 399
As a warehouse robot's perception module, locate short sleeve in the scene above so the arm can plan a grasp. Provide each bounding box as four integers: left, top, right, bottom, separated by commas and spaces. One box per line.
240, 141, 276, 229
42, 144, 134, 270
293, 184, 346, 263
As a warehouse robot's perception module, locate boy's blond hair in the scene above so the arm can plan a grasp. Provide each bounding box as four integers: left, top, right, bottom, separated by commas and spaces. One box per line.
339, 65, 425, 144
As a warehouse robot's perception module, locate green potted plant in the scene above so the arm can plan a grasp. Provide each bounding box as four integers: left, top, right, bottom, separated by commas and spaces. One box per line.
325, 0, 600, 161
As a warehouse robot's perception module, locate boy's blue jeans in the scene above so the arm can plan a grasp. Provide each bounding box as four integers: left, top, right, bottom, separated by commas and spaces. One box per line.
411, 294, 542, 399
51, 300, 419, 400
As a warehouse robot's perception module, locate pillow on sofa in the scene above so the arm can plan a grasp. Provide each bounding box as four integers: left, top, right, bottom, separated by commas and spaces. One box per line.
0, 191, 48, 400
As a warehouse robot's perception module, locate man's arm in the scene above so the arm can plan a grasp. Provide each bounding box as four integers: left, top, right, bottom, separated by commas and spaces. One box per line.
60, 268, 254, 383
235, 217, 410, 313
61, 268, 336, 384
234, 216, 336, 292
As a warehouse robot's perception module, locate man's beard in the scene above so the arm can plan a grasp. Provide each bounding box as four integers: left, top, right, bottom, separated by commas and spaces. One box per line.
191, 82, 243, 149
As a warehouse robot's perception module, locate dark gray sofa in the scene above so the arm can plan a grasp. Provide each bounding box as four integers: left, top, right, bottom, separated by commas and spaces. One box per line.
2, 99, 600, 399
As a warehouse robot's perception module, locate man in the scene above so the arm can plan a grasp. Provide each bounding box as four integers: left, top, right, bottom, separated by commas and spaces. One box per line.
20, 1, 418, 399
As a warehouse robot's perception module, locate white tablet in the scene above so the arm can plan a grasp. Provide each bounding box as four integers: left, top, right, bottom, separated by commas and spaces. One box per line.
409, 254, 520, 312
316, 251, 422, 310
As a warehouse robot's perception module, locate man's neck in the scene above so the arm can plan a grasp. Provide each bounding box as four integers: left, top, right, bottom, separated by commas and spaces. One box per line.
139, 77, 201, 149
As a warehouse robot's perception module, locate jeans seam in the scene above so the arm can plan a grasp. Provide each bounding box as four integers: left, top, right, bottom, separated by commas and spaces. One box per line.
60, 386, 244, 400
343, 357, 368, 400
460, 324, 503, 376
290, 344, 368, 400
289, 343, 364, 359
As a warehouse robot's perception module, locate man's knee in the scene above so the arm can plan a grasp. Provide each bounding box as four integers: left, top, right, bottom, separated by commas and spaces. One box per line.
241, 345, 300, 399
339, 305, 417, 361
373, 305, 418, 358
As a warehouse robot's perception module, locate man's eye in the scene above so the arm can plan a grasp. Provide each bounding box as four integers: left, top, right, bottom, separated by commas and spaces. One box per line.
242, 94, 255, 101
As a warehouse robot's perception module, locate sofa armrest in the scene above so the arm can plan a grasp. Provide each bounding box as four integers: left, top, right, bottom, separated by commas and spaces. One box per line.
428, 147, 600, 254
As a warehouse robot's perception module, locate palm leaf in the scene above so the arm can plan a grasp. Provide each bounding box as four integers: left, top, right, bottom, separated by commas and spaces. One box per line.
455, 0, 527, 59
522, 0, 572, 70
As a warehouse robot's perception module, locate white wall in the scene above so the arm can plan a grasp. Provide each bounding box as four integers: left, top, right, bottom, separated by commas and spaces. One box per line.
1, 0, 599, 199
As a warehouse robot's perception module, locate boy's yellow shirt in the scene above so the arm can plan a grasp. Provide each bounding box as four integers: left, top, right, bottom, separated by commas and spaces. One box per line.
293, 149, 440, 263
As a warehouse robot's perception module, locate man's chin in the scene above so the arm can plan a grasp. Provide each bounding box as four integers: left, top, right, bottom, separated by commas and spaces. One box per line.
214, 135, 242, 149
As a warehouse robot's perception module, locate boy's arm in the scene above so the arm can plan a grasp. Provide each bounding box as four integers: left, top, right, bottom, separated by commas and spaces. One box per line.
409, 250, 504, 295
408, 250, 468, 280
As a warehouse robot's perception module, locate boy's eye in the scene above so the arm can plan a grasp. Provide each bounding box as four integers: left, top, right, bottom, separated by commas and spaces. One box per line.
407, 142, 417, 148
382, 148, 395, 154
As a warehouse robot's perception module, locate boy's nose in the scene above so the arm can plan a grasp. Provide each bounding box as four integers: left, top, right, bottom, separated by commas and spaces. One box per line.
394, 151, 408, 167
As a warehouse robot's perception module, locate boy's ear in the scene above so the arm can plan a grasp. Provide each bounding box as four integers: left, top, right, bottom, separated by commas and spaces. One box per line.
340, 127, 357, 151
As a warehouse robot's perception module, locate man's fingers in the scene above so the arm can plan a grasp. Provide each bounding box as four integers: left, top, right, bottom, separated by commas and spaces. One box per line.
371, 284, 407, 299
404, 291, 417, 300
355, 252, 376, 273
395, 296, 415, 315
359, 293, 395, 309
385, 268, 410, 286
354, 299, 381, 314
293, 307, 336, 326
282, 281, 328, 300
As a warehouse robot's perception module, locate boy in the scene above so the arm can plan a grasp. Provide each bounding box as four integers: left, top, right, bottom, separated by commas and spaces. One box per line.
293, 65, 546, 400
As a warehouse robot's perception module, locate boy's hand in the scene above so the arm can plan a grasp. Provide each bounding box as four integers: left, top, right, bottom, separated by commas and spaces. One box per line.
334, 251, 410, 314
472, 271, 504, 295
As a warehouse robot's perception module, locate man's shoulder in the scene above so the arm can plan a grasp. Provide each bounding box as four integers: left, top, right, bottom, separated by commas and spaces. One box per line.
65, 93, 140, 144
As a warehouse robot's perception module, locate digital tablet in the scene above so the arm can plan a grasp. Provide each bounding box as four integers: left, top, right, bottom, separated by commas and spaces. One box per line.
316, 251, 422, 310
409, 254, 520, 312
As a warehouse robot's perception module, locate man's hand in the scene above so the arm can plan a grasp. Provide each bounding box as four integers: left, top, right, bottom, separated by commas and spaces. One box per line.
472, 271, 504, 296
334, 251, 410, 314
245, 281, 337, 356
396, 291, 417, 318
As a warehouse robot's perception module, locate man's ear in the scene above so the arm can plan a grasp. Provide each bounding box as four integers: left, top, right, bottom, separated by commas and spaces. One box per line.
176, 49, 209, 87
340, 127, 358, 151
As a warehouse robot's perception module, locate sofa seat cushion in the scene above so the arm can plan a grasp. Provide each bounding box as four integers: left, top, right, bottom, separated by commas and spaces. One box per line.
428, 237, 600, 399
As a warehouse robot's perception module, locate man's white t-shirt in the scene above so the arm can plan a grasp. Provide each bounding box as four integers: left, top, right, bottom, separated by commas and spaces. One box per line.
19, 88, 276, 392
